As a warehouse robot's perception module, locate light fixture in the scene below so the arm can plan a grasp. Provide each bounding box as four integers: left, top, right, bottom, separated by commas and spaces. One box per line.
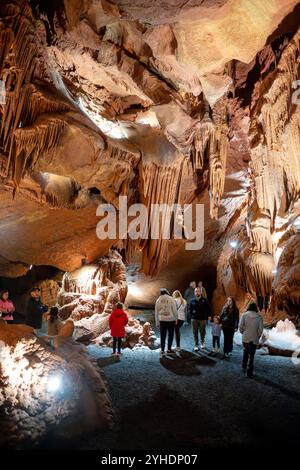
47, 374, 62, 393
29, 265, 33, 270
229, 240, 238, 249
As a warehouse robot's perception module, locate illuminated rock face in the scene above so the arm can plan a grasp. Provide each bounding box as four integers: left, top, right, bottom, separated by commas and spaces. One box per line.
0, 0, 300, 320
0, 322, 113, 448
58, 250, 157, 347
58, 250, 127, 335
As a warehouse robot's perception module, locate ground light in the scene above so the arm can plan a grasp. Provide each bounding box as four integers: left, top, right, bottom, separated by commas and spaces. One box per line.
47, 374, 62, 393
229, 240, 238, 248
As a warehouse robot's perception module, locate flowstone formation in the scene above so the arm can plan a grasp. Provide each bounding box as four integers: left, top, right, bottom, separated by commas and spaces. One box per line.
0, 0, 300, 324
58, 250, 157, 348
0, 321, 113, 448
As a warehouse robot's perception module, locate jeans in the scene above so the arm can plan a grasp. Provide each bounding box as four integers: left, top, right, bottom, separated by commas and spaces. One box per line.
212, 335, 220, 348
192, 319, 206, 345
242, 341, 257, 376
160, 321, 175, 351
113, 337, 122, 354
174, 320, 184, 347
222, 326, 235, 354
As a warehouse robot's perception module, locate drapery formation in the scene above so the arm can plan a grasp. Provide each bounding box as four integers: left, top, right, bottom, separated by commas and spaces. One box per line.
189, 98, 228, 220
231, 26, 300, 301
0, 2, 71, 186
138, 160, 184, 276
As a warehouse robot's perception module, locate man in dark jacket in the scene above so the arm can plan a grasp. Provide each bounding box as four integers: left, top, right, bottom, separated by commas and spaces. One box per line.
189, 287, 211, 351
184, 281, 196, 323
26, 287, 48, 332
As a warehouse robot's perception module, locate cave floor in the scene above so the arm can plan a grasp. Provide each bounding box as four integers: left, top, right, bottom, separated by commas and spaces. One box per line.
67, 312, 300, 452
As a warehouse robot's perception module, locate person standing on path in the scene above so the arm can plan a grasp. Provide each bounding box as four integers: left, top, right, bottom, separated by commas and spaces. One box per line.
0, 290, 15, 324
26, 287, 48, 334
155, 288, 178, 357
211, 316, 222, 352
189, 287, 211, 351
109, 302, 129, 356
172, 290, 187, 351
184, 281, 196, 323
220, 297, 239, 357
197, 281, 207, 299
239, 301, 264, 378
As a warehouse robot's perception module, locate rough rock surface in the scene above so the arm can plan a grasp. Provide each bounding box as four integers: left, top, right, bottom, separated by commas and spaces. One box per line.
0, 0, 300, 322
0, 321, 113, 448
57, 250, 157, 347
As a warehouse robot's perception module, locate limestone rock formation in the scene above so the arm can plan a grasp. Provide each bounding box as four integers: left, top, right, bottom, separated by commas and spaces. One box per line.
0, 321, 113, 448
1, 0, 300, 324
97, 319, 158, 350
57, 249, 157, 347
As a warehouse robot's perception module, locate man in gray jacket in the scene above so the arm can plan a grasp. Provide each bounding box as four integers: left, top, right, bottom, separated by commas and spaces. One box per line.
239, 301, 264, 378
155, 288, 178, 356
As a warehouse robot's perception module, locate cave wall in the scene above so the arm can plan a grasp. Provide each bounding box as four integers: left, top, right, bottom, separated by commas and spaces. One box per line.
0, 0, 300, 320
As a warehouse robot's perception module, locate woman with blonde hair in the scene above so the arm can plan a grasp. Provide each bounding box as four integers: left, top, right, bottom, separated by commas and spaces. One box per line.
172, 290, 187, 351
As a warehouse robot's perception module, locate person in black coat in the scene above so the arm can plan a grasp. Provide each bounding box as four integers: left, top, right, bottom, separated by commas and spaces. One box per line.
26, 287, 48, 332
220, 297, 239, 357
189, 287, 211, 351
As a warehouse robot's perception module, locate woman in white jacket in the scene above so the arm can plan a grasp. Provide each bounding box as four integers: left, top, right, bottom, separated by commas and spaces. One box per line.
172, 290, 187, 351
155, 288, 178, 357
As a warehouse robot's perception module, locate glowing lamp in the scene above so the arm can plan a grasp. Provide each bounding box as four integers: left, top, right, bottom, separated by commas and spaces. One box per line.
47, 375, 62, 393
229, 240, 238, 249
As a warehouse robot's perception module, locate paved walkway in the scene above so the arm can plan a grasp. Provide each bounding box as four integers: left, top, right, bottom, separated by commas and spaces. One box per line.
76, 316, 300, 450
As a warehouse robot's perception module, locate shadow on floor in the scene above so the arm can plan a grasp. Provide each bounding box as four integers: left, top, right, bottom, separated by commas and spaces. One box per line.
96, 356, 121, 368
160, 350, 216, 376
253, 374, 300, 402
113, 385, 222, 449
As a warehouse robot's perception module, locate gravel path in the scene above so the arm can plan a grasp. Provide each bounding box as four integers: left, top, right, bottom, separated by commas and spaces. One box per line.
75, 312, 300, 451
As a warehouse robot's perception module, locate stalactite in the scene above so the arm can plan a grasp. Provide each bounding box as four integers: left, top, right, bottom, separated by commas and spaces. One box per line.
245, 27, 300, 299
137, 159, 184, 276
209, 98, 228, 220
250, 26, 300, 224
0, 2, 72, 185
12, 117, 67, 185
247, 252, 274, 297
189, 103, 228, 221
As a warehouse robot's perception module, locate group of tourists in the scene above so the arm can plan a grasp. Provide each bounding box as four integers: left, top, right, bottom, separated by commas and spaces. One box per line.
155, 282, 264, 378
0, 287, 62, 339
1, 281, 264, 377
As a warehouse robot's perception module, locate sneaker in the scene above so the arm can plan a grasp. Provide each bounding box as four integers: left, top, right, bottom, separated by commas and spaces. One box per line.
160, 351, 165, 358
212, 347, 215, 352
167, 349, 175, 354
200, 343, 205, 349
194, 346, 199, 352
224, 353, 229, 358
228, 352, 232, 356
175, 347, 181, 352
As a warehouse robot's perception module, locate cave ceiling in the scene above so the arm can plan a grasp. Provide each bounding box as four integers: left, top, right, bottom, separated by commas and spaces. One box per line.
1, 0, 300, 313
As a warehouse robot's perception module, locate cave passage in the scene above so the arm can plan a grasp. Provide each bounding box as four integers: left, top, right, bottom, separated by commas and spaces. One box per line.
1, 0, 300, 455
